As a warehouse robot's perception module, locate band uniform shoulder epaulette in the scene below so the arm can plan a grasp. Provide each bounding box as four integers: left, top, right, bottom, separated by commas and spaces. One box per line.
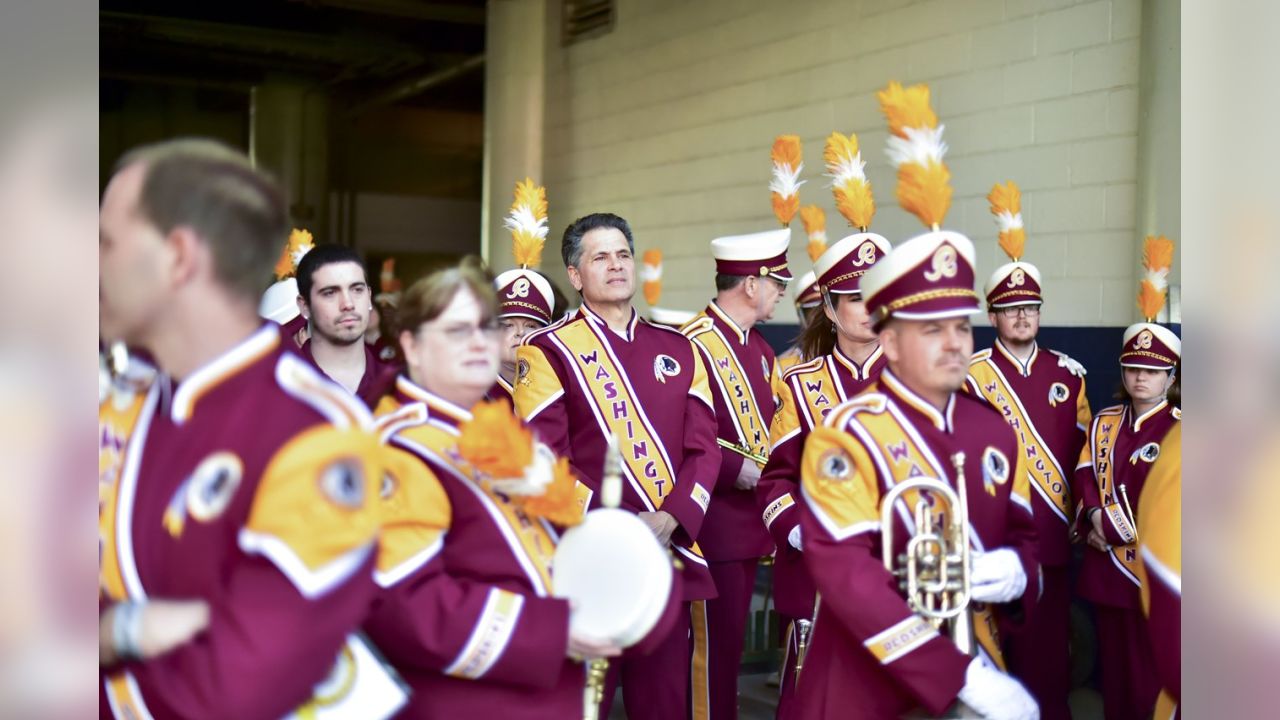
1095, 404, 1127, 417
678, 315, 715, 339
822, 392, 889, 429
970, 348, 993, 364
782, 356, 825, 380
520, 312, 573, 346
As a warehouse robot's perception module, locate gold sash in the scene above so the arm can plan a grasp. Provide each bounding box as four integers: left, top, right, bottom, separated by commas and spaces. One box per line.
970, 361, 1072, 521
849, 400, 1007, 670
688, 325, 769, 460
1090, 412, 1142, 586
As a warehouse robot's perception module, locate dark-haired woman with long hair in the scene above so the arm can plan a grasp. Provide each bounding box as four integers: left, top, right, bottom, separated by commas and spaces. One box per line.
1075, 321, 1181, 720
754, 232, 892, 717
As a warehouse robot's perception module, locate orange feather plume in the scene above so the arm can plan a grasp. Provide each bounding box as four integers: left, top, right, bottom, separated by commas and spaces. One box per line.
987, 181, 1026, 262
521, 456, 584, 527
641, 249, 663, 306
769, 135, 805, 226
800, 205, 828, 261
896, 163, 952, 230
1137, 235, 1175, 321
273, 228, 314, 281
878, 81, 951, 229
504, 178, 549, 268
457, 400, 534, 479
379, 257, 401, 295
877, 81, 938, 137
823, 131, 875, 230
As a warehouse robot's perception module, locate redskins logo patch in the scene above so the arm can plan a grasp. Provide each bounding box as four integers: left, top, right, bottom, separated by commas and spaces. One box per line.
981, 446, 1009, 496
654, 354, 681, 384
818, 448, 852, 482
186, 451, 244, 522
1130, 442, 1161, 465
517, 357, 531, 386
320, 458, 366, 508
761, 356, 771, 380
1048, 382, 1070, 407
379, 345, 397, 362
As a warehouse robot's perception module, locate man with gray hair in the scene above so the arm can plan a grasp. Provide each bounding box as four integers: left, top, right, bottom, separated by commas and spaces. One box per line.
514, 212, 722, 720
98, 138, 388, 718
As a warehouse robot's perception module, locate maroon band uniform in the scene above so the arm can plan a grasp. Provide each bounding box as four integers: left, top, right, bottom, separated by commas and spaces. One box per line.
99, 326, 384, 718
515, 305, 721, 720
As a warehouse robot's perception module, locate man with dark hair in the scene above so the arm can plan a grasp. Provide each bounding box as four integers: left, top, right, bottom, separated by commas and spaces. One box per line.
680, 228, 790, 720
294, 244, 398, 407
98, 138, 387, 718
514, 212, 721, 720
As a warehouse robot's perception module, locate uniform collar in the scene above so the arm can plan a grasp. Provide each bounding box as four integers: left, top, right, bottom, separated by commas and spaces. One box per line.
994, 338, 1039, 377
171, 324, 280, 424
832, 342, 883, 381
707, 301, 751, 344
1131, 399, 1169, 432
880, 368, 955, 433
580, 303, 639, 342
395, 374, 474, 430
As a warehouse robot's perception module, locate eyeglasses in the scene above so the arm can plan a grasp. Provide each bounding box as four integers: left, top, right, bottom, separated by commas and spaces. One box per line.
425, 319, 502, 342
996, 305, 1041, 318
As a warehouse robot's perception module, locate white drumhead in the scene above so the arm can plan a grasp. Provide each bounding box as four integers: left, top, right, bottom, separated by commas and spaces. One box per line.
552, 508, 674, 647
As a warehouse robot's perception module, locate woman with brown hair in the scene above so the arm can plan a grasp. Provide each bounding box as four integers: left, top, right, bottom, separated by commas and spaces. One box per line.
1075, 237, 1182, 720
362, 261, 619, 718
754, 231, 892, 717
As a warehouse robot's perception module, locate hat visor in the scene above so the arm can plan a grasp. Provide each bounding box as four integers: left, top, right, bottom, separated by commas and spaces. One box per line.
988, 298, 1043, 309
1119, 359, 1176, 370
876, 303, 982, 329
497, 309, 550, 325
769, 269, 794, 282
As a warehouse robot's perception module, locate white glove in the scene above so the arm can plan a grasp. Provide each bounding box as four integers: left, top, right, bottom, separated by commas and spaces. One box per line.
969, 548, 1027, 603
1050, 349, 1087, 377
957, 656, 1039, 720
787, 525, 802, 551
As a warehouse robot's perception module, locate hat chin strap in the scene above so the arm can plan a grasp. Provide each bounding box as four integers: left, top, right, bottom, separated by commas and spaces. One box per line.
823, 291, 851, 339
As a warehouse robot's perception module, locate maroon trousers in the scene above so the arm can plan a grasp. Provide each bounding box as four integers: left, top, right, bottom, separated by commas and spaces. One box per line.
1005, 565, 1071, 720
692, 559, 758, 720
1094, 604, 1160, 720
597, 601, 691, 720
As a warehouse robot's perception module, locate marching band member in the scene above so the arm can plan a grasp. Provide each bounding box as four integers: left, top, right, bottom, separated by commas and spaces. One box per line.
98, 139, 385, 717
1137, 422, 1181, 720
295, 243, 400, 408
259, 228, 314, 347
490, 179, 559, 403
794, 83, 1039, 720
965, 181, 1090, 720
364, 263, 620, 718
755, 130, 891, 719
514, 212, 721, 720
369, 257, 404, 364
775, 203, 829, 373
1076, 235, 1181, 720
681, 149, 795, 717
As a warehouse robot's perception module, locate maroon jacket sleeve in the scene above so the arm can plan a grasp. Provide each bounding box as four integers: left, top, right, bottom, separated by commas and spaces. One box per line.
123, 553, 379, 720
756, 378, 806, 549
365, 554, 571, 690
800, 426, 970, 716
655, 349, 722, 545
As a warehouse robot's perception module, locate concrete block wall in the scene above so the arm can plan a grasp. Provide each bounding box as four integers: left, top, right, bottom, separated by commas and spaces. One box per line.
520, 0, 1173, 327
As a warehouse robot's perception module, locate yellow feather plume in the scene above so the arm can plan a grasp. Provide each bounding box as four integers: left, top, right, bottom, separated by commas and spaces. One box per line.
769, 135, 804, 226
1143, 234, 1175, 273
642, 249, 663, 306
273, 228, 314, 281
896, 163, 952, 230
987, 181, 1026, 262
1137, 235, 1175, 321
504, 178, 549, 268
800, 205, 828, 262
879, 81, 951, 229
877, 81, 938, 137
824, 131, 875, 230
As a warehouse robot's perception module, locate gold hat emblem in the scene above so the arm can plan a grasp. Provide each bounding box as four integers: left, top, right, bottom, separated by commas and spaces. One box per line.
923, 244, 959, 282
1006, 267, 1026, 288
850, 240, 879, 267
1135, 330, 1154, 350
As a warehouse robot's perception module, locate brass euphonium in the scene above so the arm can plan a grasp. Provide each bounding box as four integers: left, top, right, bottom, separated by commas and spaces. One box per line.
881, 452, 979, 719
